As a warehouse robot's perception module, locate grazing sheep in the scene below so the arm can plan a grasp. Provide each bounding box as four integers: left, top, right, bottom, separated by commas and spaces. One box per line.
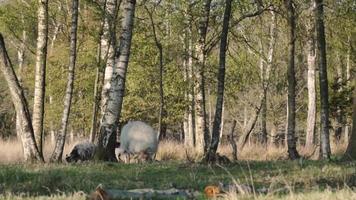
65, 141, 96, 163
115, 121, 158, 163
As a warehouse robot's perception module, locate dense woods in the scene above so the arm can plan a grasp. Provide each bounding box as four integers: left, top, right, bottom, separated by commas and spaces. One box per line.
0, 0, 355, 162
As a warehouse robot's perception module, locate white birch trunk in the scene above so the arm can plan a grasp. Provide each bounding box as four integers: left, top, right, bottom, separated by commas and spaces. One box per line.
96, 0, 136, 161
32, 0, 49, 157
195, 0, 212, 154
0, 34, 43, 162
100, 0, 118, 117
305, 1, 316, 151
50, 0, 79, 162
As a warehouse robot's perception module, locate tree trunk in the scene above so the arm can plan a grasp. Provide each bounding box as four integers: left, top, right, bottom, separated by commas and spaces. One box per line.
194, 0, 212, 154
90, 64, 101, 142
344, 36, 352, 144
343, 78, 356, 160
0, 34, 43, 162
145, 5, 166, 140
32, 0, 49, 157
90, 0, 112, 143
334, 54, 344, 142
315, 0, 331, 160
285, 0, 300, 160
50, 0, 79, 162
305, 1, 317, 151
96, 0, 136, 161
260, 10, 276, 145
238, 100, 263, 150
16, 16, 27, 140
183, 17, 195, 147
205, 0, 232, 160
228, 120, 237, 161
100, 0, 119, 117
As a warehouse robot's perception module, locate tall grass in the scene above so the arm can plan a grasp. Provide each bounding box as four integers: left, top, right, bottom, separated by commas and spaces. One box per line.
0, 138, 79, 163
0, 138, 348, 163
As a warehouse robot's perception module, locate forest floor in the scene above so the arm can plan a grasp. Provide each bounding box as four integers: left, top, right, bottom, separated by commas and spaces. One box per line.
0, 160, 355, 199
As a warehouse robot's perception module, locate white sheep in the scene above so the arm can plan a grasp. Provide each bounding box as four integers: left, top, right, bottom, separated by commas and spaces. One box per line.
115, 121, 158, 163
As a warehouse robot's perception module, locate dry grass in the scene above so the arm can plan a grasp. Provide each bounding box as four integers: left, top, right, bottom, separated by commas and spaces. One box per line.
0, 139, 79, 164
221, 188, 356, 200
0, 192, 85, 200
156, 139, 348, 162
0, 138, 349, 163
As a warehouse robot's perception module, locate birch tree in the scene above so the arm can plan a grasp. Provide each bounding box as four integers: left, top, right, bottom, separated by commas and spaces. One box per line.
32, 0, 49, 157
90, 0, 119, 142
260, 10, 276, 145
96, 0, 136, 161
100, 0, 119, 116
195, 0, 212, 154
343, 79, 356, 160
305, 1, 316, 151
285, 0, 300, 160
0, 34, 43, 162
50, 0, 79, 162
205, 0, 232, 161
315, 0, 331, 159
182, 4, 195, 148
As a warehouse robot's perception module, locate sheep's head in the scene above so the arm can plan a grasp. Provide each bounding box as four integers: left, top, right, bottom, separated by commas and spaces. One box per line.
65, 147, 80, 163
115, 147, 130, 163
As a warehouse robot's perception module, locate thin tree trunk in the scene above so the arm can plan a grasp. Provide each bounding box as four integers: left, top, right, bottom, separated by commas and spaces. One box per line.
343, 78, 356, 160
145, 5, 166, 140
315, 0, 331, 160
260, 11, 276, 145
238, 101, 263, 150
344, 36, 352, 144
32, 0, 49, 157
285, 0, 300, 160
16, 16, 27, 141
228, 120, 237, 161
50, 0, 79, 162
219, 100, 225, 140
334, 54, 344, 142
195, 0, 212, 154
305, 1, 317, 151
0, 34, 43, 162
90, 63, 101, 142
205, 0, 232, 160
208, 87, 213, 134
96, 0, 136, 161
89, 0, 108, 143
183, 18, 195, 147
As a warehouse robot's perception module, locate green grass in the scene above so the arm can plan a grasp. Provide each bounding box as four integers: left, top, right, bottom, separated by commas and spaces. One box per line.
0, 160, 355, 199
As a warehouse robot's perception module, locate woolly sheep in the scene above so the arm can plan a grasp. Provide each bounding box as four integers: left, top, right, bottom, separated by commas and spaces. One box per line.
65, 141, 96, 163
115, 121, 158, 162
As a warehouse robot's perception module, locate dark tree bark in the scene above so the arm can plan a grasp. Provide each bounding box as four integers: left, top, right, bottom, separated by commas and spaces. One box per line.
205, 0, 232, 161
315, 0, 331, 160
284, 0, 300, 160
0, 34, 43, 162
50, 0, 79, 162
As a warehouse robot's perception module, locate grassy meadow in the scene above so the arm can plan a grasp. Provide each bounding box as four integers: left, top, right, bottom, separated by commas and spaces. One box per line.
0, 139, 355, 199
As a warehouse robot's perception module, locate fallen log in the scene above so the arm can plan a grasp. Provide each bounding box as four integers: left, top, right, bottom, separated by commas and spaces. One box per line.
88, 185, 201, 200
